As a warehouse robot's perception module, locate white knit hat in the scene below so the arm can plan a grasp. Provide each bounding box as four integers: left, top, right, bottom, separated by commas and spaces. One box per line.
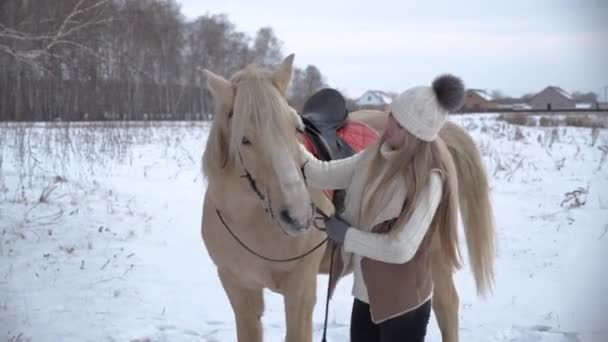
390, 74, 465, 142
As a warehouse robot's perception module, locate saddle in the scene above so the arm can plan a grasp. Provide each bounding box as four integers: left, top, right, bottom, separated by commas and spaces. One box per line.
300, 88, 356, 213
299, 88, 379, 297
300, 88, 355, 161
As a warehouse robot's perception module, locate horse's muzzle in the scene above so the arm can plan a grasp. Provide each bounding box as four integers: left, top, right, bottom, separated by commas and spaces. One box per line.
279, 204, 314, 235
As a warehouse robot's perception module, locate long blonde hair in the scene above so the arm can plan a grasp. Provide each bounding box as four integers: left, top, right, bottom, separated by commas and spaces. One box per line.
362, 130, 461, 269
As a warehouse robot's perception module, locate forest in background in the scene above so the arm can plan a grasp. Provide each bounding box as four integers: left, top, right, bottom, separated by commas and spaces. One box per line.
0, 0, 327, 121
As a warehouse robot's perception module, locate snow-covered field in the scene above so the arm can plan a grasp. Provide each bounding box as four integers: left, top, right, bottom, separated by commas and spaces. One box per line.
1, 115, 607, 342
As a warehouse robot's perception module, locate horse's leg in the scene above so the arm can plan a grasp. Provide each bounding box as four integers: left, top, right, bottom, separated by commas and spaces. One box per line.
431, 252, 459, 342
283, 270, 317, 342
218, 268, 264, 342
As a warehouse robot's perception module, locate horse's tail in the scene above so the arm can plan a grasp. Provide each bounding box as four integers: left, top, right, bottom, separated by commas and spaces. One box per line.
441, 121, 496, 297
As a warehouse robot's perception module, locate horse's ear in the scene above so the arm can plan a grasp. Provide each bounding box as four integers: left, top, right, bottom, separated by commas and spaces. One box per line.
273, 53, 295, 95
203, 69, 233, 108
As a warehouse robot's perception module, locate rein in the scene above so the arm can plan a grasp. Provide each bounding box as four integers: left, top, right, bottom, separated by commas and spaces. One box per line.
224, 129, 335, 341
218, 150, 330, 263
215, 208, 328, 263
215, 204, 335, 342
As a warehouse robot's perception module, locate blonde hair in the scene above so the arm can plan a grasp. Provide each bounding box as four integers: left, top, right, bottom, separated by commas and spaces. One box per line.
362, 130, 461, 270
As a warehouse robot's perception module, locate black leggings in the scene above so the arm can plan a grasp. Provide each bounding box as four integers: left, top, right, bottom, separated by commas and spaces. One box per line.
350, 298, 431, 342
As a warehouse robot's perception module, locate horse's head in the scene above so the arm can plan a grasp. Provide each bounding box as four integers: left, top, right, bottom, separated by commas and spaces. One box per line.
202, 54, 314, 236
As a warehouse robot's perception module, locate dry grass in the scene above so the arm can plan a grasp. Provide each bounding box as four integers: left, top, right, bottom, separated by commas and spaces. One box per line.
564, 115, 607, 128
513, 127, 525, 141
0, 121, 204, 204
497, 113, 535, 126
497, 112, 608, 129
539, 117, 561, 127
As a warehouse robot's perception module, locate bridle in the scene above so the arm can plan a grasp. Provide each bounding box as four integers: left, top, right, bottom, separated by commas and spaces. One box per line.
213, 109, 336, 342
215, 141, 330, 263
238, 150, 276, 220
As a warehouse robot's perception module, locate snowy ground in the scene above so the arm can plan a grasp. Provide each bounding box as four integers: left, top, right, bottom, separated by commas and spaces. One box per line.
1, 116, 607, 342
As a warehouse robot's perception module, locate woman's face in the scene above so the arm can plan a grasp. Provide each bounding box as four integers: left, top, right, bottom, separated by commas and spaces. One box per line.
384, 112, 407, 149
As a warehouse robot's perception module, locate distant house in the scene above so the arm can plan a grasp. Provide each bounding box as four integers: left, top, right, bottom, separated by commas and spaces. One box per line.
355, 90, 396, 110
462, 89, 497, 111
529, 86, 575, 110
598, 102, 608, 110
496, 103, 532, 111
575, 103, 594, 109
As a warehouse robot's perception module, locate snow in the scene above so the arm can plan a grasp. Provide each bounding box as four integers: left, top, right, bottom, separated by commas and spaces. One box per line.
553, 87, 574, 101
1, 116, 607, 342
576, 103, 593, 109
472, 89, 493, 101
379, 94, 394, 104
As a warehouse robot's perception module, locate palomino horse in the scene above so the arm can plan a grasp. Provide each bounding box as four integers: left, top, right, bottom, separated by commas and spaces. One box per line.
201, 54, 335, 342
201, 54, 495, 342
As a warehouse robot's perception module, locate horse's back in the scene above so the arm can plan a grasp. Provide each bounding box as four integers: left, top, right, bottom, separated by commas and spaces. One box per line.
348, 109, 388, 134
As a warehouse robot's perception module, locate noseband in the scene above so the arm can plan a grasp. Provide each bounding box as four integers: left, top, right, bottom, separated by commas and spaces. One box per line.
214, 149, 328, 263
237, 149, 329, 225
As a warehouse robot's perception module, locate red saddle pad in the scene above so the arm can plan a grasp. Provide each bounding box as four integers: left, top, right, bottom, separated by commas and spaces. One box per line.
300, 119, 380, 198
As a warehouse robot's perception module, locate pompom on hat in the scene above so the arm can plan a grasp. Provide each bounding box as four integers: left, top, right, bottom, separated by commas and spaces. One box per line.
389, 74, 465, 142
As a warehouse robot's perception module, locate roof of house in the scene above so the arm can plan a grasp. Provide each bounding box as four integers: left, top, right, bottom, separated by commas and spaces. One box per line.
468, 89, 493, 101
536, 86, 573, 100
358, 90, 396, 104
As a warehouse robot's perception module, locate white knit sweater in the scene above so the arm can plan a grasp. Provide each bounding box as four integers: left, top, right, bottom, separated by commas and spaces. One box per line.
300, 143, 443, 302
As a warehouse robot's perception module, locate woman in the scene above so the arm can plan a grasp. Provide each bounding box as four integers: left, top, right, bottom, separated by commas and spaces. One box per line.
300, 74, 465, 342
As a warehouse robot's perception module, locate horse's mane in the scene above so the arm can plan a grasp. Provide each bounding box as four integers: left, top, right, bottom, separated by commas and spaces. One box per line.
202, 65, 299, 182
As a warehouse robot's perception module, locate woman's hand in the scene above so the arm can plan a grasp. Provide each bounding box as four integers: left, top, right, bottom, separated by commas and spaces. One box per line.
325, 215, 350, 243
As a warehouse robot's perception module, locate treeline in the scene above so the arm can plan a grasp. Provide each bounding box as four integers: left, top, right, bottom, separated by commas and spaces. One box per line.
0, 0, 327, 121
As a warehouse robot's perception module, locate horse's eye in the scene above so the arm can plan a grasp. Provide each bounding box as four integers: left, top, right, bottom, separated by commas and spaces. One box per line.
242, 137, 252, 146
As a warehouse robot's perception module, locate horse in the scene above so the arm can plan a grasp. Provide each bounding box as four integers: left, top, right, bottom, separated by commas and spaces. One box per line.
201, 54, 335, 342
200, 54, 495, 342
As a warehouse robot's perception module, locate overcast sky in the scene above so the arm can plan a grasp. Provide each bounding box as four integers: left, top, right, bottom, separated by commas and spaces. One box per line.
177, 0, 608, 99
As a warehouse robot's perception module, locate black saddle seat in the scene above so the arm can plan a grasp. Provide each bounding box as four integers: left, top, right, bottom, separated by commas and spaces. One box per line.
302, 88, 349, 131
300, 88, 355, 214
300, 88, 354, 161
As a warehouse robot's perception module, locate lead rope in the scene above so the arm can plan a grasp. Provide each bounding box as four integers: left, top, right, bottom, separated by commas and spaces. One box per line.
321, 242, 336, 342
237, 148, 336, 340
313, 199, 334, 341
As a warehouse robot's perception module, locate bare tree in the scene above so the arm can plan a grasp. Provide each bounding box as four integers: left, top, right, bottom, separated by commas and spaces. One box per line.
0, 0, 329, 122
288, 65, 327, 112
521, 93, 535, 102
0, 0, 111, 70
252, 27, 283, 67
571, 91, 598, 103
490, 89, 505, 100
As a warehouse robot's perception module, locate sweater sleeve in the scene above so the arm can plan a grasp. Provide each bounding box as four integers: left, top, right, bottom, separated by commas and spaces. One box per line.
299, 143, 363, 190
343, 172, 443, 264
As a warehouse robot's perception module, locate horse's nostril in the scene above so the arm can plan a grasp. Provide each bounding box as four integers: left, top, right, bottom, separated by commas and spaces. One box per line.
280, 209, 310, 231
280, 209, 294, 225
